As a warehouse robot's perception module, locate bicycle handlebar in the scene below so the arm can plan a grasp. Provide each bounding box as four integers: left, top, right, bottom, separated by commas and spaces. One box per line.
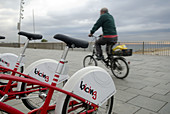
89, 35, 100, 42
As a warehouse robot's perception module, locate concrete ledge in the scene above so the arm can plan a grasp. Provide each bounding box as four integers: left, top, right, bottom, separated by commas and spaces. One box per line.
0, 42, 92, 51
27, 42, 66, 50
0, 43, 20, 47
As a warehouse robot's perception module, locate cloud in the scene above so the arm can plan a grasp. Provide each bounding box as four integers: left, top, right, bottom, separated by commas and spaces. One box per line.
0, 0, 170, 43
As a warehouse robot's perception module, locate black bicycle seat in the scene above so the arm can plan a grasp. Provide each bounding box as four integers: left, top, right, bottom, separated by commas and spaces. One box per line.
0, 36, 5, 39
54, 34, 89, 48
18, 31, 42, 40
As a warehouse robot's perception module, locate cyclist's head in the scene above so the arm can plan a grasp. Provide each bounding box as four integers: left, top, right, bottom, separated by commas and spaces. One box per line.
100, 8, 108, 15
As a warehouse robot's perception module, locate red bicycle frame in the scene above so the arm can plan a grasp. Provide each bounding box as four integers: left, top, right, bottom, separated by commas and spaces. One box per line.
0, 102, 24, 114
0, 32, 98, 113
0, 46, 98, 113
0, 65, 39, 102
0, 32, 43, 102
0, 73, 98, 113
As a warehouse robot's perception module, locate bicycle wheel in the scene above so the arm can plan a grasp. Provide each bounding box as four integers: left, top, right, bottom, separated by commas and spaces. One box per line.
111, 57, 129, 79
0, 66, 24, 85
83, 55, 97, 67
20, 82, 62, 110
0, 110, 8, 114
62, 95, 114, 114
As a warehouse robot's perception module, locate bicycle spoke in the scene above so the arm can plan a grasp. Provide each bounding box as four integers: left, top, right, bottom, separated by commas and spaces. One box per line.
111, 58, 129, 79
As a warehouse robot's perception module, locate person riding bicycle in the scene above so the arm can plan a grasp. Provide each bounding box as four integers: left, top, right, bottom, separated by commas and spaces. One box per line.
89, 8, 118, 60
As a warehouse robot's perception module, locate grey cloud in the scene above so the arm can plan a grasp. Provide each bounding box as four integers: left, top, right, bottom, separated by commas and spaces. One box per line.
0, 0, 170, 42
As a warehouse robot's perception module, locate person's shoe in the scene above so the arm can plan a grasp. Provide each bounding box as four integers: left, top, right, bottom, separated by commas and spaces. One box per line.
96, 55, 104, 60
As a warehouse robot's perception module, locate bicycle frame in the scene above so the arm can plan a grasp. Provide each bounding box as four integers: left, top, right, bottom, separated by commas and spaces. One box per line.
0, 38, 34, 102
0, 74, 98, 113
0, 38, 28, 71
85, 36, 130, 80
91, 36, 113, 67
0, 101, 24, 114
0, 33, 115, 113
0, 45, 99, 113
0, 66, 37, 102
0, 31, 46, 102
7, 39, 28, 83
0, 49, 99, 114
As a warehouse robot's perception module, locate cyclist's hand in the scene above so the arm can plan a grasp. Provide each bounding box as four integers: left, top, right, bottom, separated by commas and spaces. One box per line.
88, 34, 93, 37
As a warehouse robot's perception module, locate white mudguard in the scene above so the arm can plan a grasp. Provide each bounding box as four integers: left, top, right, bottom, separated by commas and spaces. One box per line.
0, 53, 24, 69
55, 66, 116, 114
23, 59, 69, 85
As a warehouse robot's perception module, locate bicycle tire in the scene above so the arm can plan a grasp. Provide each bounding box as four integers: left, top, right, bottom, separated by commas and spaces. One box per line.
21, 82, 46, 110
111, 57, 129, 79
62, 95, 114, 114
0, 110, 8, 114
0, 66, 24, 85
83, 55, 97, 67
20, 82, 62, 110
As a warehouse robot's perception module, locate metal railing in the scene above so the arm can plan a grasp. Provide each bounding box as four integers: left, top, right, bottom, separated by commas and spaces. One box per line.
118, 41, 170, 56
0, 41, 170, 56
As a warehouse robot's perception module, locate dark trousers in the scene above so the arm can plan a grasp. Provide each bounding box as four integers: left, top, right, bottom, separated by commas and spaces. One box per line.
95, 37, 117, 56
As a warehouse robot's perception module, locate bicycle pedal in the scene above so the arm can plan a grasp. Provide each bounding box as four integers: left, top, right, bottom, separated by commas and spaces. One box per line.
39, 93, 47, 100
16, 95, 20, 99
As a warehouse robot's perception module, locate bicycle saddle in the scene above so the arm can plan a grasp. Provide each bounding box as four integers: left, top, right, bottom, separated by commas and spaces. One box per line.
18, 31, 42, 40
54, 34, 89, 48
0, 36, 5, 39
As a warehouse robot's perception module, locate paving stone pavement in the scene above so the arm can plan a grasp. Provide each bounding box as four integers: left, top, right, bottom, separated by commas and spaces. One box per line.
0, 47, 170, 114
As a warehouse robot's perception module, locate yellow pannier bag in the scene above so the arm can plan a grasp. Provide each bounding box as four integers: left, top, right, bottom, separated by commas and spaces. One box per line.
112, 45, 132, 56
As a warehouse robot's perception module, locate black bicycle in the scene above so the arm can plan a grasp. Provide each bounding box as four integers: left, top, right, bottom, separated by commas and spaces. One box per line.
83, 36, 132, 79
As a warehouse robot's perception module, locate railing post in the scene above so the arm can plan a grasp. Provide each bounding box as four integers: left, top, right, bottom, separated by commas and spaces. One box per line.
143, 41, 144, 55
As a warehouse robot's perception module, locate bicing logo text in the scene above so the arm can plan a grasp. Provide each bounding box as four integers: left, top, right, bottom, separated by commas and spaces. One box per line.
0, 58, 10, 67
80, 81, 97, 100
34, 68, 49, 82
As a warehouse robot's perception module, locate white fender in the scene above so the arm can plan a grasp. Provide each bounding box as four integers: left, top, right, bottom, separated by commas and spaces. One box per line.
55, 66, 116, 114
0, 53, 24, 69
23, 59, 69, 85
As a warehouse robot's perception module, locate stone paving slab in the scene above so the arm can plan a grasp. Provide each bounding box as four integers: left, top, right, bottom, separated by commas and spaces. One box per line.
143, 77, 169, 85
155, 84, 170, 91
135, 108, 158, 114
127, 95, 166, 112
142, 86, 169, 95
113, 78, 147, 90
0, 47, 170, 114
115, 90, 138, 102
125, 88, 155, 97
159, 103, 170, 114
151, 94, 170, 103
113, 100, 140, 114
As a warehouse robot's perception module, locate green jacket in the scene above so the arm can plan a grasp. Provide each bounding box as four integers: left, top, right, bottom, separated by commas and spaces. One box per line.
90, 13, 117, 36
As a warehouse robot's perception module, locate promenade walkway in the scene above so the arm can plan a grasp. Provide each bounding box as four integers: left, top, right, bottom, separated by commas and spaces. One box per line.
0, 47, 170, 114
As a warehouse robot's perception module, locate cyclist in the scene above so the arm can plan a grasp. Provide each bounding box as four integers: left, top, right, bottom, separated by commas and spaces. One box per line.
88, 8, 118, 60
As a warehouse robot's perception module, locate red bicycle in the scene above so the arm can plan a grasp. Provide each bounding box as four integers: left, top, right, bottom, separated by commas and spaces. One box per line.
0, 33, 116, 114
0, 31, 45, 106
0, 31, 68, 110
0, 32, 36, 85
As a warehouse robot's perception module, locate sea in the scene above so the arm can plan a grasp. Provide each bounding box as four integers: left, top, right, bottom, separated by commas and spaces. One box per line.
116, 42, 170, 52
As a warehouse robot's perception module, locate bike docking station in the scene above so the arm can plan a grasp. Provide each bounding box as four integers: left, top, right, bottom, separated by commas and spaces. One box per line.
0, 32, 116, 114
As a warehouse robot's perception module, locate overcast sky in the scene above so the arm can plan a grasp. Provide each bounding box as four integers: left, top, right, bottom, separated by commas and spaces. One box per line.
0, 0, 170, 43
